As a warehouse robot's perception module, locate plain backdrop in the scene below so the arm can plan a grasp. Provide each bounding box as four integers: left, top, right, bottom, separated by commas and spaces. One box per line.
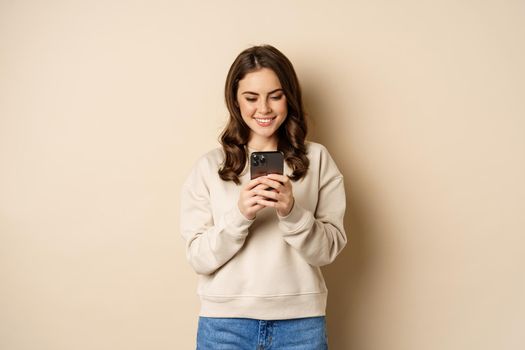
1, 0, 524, 349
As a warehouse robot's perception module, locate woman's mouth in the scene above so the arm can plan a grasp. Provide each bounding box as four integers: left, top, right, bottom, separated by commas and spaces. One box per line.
254, 117, 276, 127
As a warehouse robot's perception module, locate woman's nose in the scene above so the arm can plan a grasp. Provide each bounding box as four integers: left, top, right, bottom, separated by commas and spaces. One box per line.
258, 100, 272, 114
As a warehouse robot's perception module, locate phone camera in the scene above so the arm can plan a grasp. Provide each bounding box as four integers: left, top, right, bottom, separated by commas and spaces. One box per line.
251, 154, 266, 166
251, 154, 260, 166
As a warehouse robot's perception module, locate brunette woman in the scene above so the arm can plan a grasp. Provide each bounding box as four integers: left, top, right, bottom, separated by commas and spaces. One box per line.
180, 44, 347, 349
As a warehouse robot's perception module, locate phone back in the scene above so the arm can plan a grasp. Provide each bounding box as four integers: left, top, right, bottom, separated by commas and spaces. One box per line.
250, 151, 284, 179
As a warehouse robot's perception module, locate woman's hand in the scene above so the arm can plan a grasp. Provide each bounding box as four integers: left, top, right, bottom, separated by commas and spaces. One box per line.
254, 174, 295, 217
238, 178, 269, 220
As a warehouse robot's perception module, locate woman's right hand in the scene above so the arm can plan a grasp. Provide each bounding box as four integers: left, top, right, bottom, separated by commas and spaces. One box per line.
238, 177, 268, 220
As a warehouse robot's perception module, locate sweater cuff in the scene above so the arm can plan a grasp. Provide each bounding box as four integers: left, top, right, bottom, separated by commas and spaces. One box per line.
277, 201, 313, 233
224, 204, 255, 235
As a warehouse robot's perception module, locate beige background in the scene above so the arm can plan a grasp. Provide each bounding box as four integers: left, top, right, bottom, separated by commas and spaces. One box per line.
1, 0, 524, 349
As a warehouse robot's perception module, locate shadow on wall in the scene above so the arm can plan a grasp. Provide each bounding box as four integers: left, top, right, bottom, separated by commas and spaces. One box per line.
322, 179, 377, 350
302, 74, 379, 349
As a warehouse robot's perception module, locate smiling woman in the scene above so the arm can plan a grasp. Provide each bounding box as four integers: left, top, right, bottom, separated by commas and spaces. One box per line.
220, 45, 310, 185
179, 45, 347, 349
237, 68, 288, 139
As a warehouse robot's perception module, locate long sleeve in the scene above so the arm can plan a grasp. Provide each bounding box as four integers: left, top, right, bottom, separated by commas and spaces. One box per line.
179, 158, 254, 275
277, 147, 347, 267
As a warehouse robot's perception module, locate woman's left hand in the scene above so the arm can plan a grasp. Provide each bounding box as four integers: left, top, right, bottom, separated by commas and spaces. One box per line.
255, 174, 294, 217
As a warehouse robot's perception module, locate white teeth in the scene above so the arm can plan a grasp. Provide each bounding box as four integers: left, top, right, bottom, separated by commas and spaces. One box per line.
255, 118, 272, 123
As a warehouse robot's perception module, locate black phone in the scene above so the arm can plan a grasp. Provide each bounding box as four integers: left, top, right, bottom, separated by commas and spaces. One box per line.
250, 151, 284, 180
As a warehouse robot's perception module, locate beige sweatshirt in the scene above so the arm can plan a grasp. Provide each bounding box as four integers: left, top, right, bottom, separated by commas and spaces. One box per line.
180, 141, 347, 320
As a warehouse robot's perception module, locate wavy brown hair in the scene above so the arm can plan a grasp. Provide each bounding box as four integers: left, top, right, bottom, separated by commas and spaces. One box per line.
218, 45, 309, 184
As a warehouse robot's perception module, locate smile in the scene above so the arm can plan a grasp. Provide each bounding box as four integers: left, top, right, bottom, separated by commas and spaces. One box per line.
254, 117, 276, 127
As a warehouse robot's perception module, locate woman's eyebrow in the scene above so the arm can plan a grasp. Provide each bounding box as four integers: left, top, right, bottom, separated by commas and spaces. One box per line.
241, 88, 283, 95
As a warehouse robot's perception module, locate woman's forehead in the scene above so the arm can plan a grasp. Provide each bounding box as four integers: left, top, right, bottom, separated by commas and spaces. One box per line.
238, 68, 282, 91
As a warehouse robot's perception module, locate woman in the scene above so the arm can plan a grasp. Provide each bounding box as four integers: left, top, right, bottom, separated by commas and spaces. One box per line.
180, 45, 347, 349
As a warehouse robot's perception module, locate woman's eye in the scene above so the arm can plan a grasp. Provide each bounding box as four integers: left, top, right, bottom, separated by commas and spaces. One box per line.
270, 94, 283, 101
245, 97, 257, 102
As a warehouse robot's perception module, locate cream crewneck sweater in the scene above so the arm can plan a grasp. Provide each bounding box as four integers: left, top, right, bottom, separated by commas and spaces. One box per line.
180, 141, 347, 320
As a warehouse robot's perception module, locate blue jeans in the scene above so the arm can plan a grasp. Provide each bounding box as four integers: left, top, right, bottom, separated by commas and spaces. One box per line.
196, 316, 328, 349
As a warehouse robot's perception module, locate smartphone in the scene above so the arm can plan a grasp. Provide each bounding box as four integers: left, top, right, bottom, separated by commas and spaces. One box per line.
250, 151, 284, 180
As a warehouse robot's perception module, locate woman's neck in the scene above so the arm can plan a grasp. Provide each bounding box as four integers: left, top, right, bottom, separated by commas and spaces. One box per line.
247, 135, 278, 151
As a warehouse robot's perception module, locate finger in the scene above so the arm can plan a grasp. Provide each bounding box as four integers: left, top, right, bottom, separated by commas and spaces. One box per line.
266, 173, 289, 183
256, 198, 278, 207
245, 195, 265, 207
258, 177, 284, 192
244, 177, 263, 191
253, 183, 271, 191
249, 204, 265, 213
247, 185, 272, 199
255, 189, 278, 200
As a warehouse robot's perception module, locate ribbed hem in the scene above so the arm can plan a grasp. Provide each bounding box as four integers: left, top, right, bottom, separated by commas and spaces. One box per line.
198, 292, 327, 320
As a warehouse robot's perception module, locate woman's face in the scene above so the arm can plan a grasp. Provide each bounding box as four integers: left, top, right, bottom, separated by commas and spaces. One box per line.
236, 68, 288, 143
